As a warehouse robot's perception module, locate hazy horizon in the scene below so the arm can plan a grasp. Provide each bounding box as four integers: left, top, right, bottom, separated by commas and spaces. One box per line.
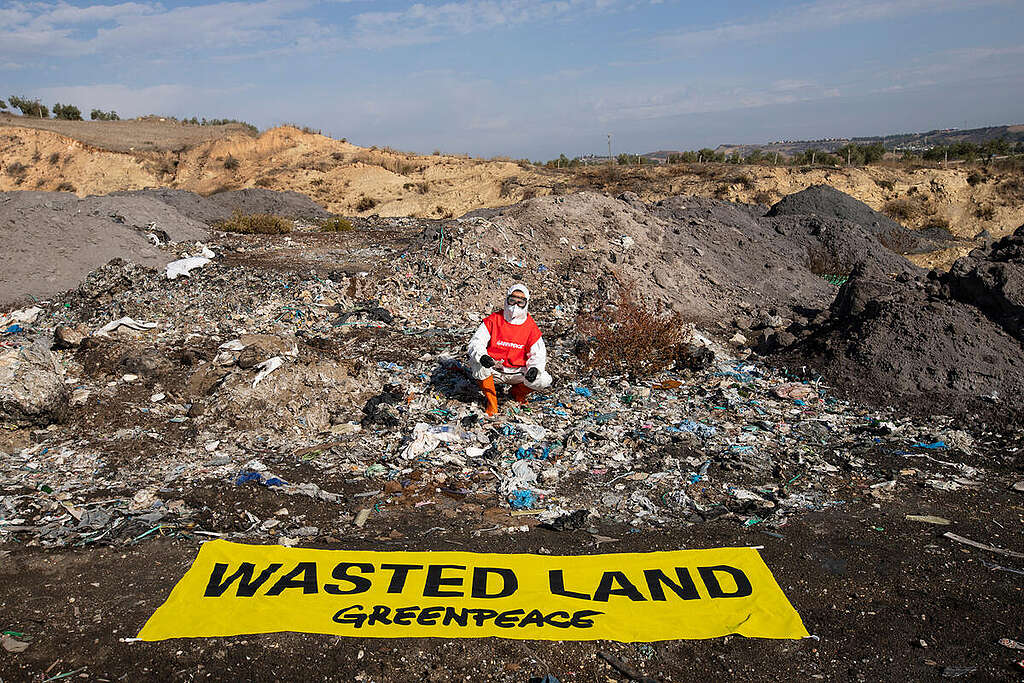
3, 1, 1023, 159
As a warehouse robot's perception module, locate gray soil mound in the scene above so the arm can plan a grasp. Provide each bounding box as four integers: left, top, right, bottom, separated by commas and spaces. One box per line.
0, 187, 331, 306
0, 191, 209, 306
766, 184, 942, 253
470, 191, 920, 325
115, 188, 331, 224
778, 225, 1024, 421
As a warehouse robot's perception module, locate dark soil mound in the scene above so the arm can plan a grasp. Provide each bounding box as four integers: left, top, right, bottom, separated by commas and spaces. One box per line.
775, 226, 1024, 421
116, 188, 331, 224
766, 184, 941, 254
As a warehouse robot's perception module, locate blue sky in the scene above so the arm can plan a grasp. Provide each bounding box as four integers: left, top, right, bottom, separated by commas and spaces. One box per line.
2, 0, 1023, 158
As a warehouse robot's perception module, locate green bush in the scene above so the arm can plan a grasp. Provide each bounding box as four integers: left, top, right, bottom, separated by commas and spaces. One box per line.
0, 99, 7, 110
215, 210, 292, 234
8, 96, 48, 118
52, 103, 82, 120
90, 109, 119, 121
318, 217, 354, 232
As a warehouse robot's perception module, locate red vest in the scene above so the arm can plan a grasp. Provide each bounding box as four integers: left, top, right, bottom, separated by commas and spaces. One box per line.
484, 311, 541, 369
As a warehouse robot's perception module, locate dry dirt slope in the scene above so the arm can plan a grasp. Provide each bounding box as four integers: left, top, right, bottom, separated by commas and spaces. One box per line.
1, 116, 1023, 253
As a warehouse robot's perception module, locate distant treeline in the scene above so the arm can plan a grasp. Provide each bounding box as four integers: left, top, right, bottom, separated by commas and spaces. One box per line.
1, 95, 257, 133
538, 138, 1024, 168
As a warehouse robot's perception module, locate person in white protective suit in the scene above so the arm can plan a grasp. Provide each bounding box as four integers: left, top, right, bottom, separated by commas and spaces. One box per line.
466, 284, 553, 416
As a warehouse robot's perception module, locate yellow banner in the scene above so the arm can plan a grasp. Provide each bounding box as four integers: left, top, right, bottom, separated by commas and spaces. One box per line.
138, 540, 807, 642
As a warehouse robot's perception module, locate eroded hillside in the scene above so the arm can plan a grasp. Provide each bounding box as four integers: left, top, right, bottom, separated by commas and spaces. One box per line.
2, 117, 1023, 264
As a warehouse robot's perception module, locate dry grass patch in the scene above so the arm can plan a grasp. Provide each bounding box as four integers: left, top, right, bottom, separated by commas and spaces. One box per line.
215, 210, 292, 234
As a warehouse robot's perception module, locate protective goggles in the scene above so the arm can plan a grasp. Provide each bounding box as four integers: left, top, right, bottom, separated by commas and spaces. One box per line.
506, 294, 528, 307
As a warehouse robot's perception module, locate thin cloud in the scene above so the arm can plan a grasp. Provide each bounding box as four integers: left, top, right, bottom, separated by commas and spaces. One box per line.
658, 0, 1010, 49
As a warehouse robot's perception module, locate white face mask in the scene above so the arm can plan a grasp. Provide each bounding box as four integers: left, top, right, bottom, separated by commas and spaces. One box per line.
503, 290, 529, 324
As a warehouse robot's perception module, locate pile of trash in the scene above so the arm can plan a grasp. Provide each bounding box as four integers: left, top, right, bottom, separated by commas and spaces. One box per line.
0, 188, 1018, 550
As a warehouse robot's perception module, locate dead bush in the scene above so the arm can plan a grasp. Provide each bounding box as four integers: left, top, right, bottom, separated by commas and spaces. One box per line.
55, 182, 75, 192
48, 152, 60, 165
5, 161, 28, 176
318, 217, 354, 232
995, 178, 1024, 203
215, 210, 292, 235
730, 174, 754, 189
416, 181, 429, 194
873, 178, 895, 191
966, 171, 985, 186
223, 155, 239, 170
752, 190, 774, 205
575, 285, 687, 378
880, 197, 921, 222
355, 196, 377, 212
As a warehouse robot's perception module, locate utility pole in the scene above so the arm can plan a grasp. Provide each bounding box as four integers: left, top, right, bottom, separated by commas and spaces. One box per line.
607, 133, 612, 163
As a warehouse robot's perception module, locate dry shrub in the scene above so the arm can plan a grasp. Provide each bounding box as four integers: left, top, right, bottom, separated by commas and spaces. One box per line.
355, 196, 377, 212
752, 190, 774, 205
319, 217, 353, 232
223, 155, 239, 170
575, 285, 686, 378
215, 210, 292, 234
55, 181, 75, 192
5, 161, 27, 176
730, 173, 754, 189
874, 178, 895, 191
522, 188, 538, 200
995, 178, 1024, 203
48, 152, 60, 165
966, 171, 985, 186
882, 197, 934, 222
416, 181, 429, 194
254, 176, 274, 188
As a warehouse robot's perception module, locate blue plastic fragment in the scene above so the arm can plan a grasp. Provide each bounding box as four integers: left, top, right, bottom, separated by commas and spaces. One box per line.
508, 489, 536, 509
574, 387, 593, 397
912, 441, 947, 449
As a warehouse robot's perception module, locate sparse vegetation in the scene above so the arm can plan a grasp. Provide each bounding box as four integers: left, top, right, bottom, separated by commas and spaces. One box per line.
215, 210, 292, 234
48, 152, 60, 165
730, 174, 754, 189
0, 99, 6, 110
255, 176, 274, 188
966, 171, 985, 186
223, 155, 239, 170
575, 284, 687, 378
874, 179, 896, 191
318, 217, 354, 232
55, 181, 75, 192
995, 177, 1024, 203
5, 161, 28, 176
90, 109, 120, 121
355, 196, 377, 212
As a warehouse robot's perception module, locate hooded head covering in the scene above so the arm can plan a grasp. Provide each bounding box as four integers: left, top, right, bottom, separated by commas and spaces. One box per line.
503, 283, 530, 325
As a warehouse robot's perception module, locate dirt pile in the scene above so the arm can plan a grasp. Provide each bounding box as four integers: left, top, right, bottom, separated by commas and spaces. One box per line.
765, 184, 945, 253
0, 191, 209, 306
776, 225, 1024, 421
467, 190, 919, 325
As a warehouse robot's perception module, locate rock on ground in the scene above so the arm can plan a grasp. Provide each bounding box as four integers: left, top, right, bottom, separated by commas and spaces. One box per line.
0, 340, 69, 426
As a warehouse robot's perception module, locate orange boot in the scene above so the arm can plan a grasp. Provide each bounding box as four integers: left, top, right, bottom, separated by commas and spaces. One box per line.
480, 376, 498, 416
510, 382, 532, 405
